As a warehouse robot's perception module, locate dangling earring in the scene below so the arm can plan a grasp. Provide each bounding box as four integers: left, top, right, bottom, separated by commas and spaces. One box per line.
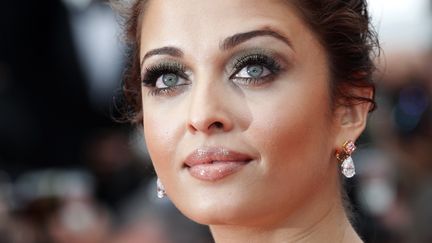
335, 140, 356, 178
156, 178, 166, 199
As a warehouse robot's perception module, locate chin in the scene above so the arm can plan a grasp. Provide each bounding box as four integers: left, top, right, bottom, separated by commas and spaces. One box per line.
172, 192, 268, 226
184, 205, 248, 226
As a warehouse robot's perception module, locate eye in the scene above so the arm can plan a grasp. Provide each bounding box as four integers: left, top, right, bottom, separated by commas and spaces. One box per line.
141, 62, 192, 96
234, 65, 271, 79
155, 73, 188, 88
229, 53, 282, 86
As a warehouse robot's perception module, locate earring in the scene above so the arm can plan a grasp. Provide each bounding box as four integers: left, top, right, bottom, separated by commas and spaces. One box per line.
335, 140, 356, 178
156, 178, 166, 199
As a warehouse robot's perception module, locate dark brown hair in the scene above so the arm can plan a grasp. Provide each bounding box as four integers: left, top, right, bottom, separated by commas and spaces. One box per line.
116, 0, 379, 124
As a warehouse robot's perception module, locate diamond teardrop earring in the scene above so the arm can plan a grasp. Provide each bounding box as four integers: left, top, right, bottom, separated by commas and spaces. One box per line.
335, 140, 356, 178
156, 178, 166, 199
341, 156, 355, 178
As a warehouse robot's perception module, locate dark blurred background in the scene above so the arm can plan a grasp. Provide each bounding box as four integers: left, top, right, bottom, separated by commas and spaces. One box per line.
0, 0, 431, 242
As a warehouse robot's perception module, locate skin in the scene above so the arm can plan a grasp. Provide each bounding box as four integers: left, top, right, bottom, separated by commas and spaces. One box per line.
139, 0, 371, 242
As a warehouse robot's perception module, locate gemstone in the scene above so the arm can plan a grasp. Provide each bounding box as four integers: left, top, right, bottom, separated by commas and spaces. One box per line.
344, 140, 356, 154
157, 178, 166, 199
341, 156, 355, 178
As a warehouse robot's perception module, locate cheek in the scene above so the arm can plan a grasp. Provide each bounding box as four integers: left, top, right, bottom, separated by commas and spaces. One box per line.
246, 82, 334, 191
143, 105, 182, 177
257, 106, 331, 165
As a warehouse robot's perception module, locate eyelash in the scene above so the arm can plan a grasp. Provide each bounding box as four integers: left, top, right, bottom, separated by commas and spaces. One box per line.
141, 63, 189, 96
141, 53, 282, 96
230, 53, 281, 84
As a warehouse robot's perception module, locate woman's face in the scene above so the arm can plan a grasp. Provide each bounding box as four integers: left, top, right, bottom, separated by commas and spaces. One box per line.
140, 0, 341, 226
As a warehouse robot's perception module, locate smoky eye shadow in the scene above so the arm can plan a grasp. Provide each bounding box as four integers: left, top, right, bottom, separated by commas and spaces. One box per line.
228, 49, 284, 77
141, 61, 188, 86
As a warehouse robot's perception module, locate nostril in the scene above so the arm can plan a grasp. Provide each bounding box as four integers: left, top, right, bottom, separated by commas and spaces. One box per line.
209, 121, 224, 130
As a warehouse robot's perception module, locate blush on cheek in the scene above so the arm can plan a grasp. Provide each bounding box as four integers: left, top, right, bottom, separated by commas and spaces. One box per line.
251, 113, 310, 158
247, 87, 332, 171
247, 108, 332, 208
143, 115, 178, 173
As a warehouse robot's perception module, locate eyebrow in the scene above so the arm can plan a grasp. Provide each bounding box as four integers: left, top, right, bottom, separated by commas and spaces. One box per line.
220, 29, 293, 51
141, 46, 184, 66
141, 29, 293, 66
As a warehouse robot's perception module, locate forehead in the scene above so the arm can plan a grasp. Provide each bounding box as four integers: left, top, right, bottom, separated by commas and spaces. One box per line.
139, 0, 309, 57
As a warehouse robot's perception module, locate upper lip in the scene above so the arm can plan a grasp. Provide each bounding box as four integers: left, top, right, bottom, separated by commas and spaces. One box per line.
183, 147, 253, 167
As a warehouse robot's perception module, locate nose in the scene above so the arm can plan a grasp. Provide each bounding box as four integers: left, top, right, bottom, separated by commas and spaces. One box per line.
186, 82, 234, 135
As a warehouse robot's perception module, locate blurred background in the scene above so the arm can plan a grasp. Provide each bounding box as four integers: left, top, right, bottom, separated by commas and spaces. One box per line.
0, 0, 431, 242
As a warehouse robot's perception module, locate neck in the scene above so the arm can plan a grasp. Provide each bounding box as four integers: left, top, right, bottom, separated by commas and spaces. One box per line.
210, 203, 362, 243
209, 179, 363, 243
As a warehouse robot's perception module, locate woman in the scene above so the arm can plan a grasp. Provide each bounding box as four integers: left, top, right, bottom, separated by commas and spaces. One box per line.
118, 0, 378, 242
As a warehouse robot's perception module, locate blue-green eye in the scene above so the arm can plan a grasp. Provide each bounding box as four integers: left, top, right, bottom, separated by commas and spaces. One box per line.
235, 64, 271, 79
247, 65, 264, 77
155, 73, 187, 88
162, 74, 179, 86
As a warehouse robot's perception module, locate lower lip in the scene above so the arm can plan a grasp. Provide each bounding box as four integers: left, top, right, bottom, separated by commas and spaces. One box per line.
187, 161, 249, 181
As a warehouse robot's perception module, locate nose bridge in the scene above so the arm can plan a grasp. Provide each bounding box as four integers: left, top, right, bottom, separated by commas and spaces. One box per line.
187, 76, 233, 133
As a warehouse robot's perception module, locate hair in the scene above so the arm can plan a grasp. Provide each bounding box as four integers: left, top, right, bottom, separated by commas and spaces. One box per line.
114, 0, 379, 124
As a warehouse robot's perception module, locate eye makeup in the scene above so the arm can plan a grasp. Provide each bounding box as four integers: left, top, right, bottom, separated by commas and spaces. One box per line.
231, 52, 282, 75
141, 62, 188, 86
141, 61, 190, 96
229, 50, 283, 86
141, 48, 287, 96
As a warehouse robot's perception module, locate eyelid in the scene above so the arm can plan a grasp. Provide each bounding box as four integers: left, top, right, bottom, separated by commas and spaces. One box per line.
141, 61, 189, 86
228, 52, 282, 78
155, 74, 189, 89
234, 65, 271, 78
141, 50, 288, 86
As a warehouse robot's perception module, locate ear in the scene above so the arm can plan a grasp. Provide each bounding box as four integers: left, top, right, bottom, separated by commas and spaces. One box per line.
333, 87, 374, 147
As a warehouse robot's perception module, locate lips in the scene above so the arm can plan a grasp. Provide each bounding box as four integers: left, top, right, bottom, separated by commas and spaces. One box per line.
183, 147, 253, 181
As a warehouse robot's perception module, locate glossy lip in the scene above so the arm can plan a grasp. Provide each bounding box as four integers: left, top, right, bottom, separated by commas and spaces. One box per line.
183, 147, 253, 181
